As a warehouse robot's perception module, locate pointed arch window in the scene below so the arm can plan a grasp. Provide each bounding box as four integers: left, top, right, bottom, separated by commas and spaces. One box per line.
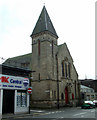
68, 63, 71, 78
62, 61, 65, 77
61, 93, 64, 100
65, 63, 68, 78
62, 58, 71, 79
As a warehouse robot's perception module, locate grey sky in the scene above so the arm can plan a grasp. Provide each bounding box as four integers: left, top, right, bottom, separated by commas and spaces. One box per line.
0, 0, 95, 79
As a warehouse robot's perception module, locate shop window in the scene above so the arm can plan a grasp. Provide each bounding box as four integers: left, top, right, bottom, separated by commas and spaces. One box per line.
17, 91, 27, 107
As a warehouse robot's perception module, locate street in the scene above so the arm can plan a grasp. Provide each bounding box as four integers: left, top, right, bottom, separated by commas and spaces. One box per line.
2, 107, 97, 120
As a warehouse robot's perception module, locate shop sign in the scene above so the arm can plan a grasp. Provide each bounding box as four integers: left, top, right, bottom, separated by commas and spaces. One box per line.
0, 74, 29, 89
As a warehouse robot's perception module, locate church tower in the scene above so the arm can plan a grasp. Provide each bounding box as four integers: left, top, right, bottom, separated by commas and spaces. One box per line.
30, 6, 59, 108
30, 6, 58, 80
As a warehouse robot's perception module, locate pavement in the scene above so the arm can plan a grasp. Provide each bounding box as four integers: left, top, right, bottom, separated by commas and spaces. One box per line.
1, 109, 47, 120
1, 107, 97, 120
1, 112, 34, 120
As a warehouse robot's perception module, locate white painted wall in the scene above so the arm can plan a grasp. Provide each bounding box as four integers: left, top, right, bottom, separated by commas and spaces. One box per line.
0, 89, 3, 115
0, 89, 3, 119
14, 91, 29, 114
14, 90, 17, 114
15, 107, 29, 114
0, 90, 1, 115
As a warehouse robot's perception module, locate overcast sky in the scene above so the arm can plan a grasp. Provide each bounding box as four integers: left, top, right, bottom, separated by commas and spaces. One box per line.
0, 0, 95, 79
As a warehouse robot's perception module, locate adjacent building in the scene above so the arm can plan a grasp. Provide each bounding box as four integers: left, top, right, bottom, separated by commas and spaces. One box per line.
79, 79, 97, 92
80, 85, 97, 101
3, 6, 80, 108
80, 79, 97, 102
0, 64, 31, 116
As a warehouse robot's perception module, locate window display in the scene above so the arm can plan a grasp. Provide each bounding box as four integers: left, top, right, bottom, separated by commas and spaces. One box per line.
17, 91, 27, 107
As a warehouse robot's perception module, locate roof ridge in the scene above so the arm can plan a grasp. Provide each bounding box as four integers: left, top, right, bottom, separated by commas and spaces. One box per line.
8, 53, 32, 60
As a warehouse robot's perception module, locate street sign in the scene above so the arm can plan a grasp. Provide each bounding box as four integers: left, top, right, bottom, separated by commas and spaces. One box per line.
27, 87, 32, 94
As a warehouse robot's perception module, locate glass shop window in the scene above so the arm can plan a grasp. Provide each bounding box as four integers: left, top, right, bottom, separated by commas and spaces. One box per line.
17, 91, 27, 107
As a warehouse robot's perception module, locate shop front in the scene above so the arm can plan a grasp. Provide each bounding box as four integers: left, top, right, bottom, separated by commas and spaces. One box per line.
0, 74, 30, 115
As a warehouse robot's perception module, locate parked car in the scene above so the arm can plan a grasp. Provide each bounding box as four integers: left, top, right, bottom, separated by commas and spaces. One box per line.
93, 100, 97, 107
81, 103, 92, 109
81, 101, 95, 109
85, 101, 95, 108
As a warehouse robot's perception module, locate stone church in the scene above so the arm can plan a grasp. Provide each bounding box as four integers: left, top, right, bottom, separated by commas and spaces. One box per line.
4, 6, 80, 108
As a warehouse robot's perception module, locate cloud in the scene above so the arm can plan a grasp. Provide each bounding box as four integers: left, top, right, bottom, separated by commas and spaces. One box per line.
0, 0, 95, 79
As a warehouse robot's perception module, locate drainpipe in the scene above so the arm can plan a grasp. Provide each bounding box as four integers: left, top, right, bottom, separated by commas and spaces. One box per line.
56, 53, 59, 109
28, 71, 35, 114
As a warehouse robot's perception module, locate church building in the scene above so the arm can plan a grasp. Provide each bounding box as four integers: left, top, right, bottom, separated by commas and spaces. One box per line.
4, 6, 80, 108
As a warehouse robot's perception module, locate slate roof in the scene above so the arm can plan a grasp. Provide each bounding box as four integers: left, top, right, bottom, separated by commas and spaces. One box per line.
79, 79, 97, 92
81, 85, 94, 90
30, 6, 58, 38
3, 53, 32, 69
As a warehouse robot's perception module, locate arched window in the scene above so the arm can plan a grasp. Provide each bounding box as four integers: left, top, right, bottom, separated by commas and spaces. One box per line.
65, 63, 67, 78
68, 63, 71, 78
62, 58, 71, 78
62, 61, 64, 77
61, 93, 64, 100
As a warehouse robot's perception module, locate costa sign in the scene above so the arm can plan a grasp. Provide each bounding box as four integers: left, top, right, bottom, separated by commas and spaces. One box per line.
0, 74, 29, 90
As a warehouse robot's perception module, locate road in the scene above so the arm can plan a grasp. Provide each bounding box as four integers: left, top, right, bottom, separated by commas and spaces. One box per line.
2, 107, 97, 120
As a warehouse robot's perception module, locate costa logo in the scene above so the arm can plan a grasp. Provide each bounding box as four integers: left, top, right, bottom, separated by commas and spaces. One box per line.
0, 76, 9, 83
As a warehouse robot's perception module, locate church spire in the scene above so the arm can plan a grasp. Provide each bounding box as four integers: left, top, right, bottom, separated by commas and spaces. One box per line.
30, 6, 58, 38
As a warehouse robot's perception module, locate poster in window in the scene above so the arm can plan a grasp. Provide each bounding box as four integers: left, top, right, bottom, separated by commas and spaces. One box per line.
17, 92, 21, 107
22, 92, 27, 107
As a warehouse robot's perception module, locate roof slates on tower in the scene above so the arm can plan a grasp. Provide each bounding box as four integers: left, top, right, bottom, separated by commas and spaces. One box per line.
31, 6, 58, 38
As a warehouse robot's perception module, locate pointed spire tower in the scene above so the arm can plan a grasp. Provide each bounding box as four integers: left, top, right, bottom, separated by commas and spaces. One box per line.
30, 6, 58, 38
31, 6, 58, 84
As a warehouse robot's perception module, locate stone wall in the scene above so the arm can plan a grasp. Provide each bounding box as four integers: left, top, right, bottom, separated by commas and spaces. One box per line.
31, 33, 80, 108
